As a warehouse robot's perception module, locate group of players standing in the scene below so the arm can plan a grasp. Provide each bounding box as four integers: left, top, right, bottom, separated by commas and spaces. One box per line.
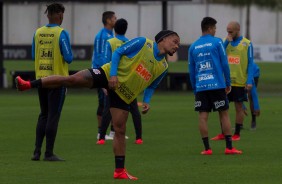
15, 2, 260, 180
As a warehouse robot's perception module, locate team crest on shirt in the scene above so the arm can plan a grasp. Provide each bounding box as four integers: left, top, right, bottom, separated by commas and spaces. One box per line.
242, 42, 247, 46
146, 43, 152, 48
162, 61, 167, 68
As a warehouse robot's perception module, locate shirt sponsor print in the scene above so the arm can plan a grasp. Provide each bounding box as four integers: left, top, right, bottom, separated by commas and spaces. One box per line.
198, 73, 214, 81
198, 60, 213, 72
135, 63, 152, 82
228, 56, 240, 64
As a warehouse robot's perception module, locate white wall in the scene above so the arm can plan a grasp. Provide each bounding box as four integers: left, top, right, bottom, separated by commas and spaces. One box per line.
3, 1, 282, 45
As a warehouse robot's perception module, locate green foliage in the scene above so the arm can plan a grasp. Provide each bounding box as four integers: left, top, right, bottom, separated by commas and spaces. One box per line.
0, 90, 282, 183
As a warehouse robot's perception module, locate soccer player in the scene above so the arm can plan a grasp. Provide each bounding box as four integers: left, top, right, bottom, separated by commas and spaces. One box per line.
30, 3, 73, 161
97, 18, 143, 145
92, 11, 116, 139
211, 21, 254, 141
188, 17, 242, 155
16, 30, 180, 180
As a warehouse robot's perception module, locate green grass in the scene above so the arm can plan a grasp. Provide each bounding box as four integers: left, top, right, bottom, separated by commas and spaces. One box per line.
1, 89, 282, 183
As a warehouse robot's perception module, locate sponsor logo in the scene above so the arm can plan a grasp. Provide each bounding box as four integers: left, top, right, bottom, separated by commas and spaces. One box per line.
39, 64, 52, 70
199, 61, 212, 71
214, 100, 225, 109
195, 101, 201, 107
92, 69, 101, 75
198, 74, 214, 81
40, 48, 53, 59
39, 33, 54, 37
197, 52, 211, 57
136, 63, 152, 81
118, 83, 135, 100
195, 43, 212, 49
162, 61, 167, 68
39, 40, 52, 45
228, 56, 240, 64
146, 43, 152, 48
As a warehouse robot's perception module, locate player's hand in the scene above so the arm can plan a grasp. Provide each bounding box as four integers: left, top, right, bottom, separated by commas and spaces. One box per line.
226, 34, 233, 42
245, 84, 253, 91
108, 76, 118, 90
254, 110, 260, 116
141, 103, 150, 114
225, 86, 232, 94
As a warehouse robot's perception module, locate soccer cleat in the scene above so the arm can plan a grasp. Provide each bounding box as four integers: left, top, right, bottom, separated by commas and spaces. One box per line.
135, 139, 143, 144
201, 149, 212, 155
113, 168, 138, 180
43, 155, 65, 161
15, 76, 31, 91
105, 135, 114, 140
225, 147, 242, 155
96, 139, 105, 145
250, 121, 256, 130
232, 134, 240, 141
211, 134, 225, 140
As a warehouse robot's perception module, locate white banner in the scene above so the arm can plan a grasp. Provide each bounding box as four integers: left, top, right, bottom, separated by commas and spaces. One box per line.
254, 45, 282, 62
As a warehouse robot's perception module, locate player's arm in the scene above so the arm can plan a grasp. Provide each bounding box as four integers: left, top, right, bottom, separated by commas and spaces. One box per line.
104, 41, 112, 63
142, 70, 168, 114
59, 30, 73, 64
31, 33, 35, 60
250, 79, 260, 115
246, 43, 254, 89
91, 34, 100, 68
218, 40, 231, 93
188, 45, 196, 94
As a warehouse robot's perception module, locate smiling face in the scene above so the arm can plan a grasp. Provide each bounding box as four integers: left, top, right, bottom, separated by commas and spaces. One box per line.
160, 34, 180, 56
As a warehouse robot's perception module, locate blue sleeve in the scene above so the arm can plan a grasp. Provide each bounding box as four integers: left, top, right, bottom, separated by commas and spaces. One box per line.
223, 39, 229, 49
32, 34, 35, 60
218, 40, 231, 87
110, 37, 146, 76
188, 45, 196, 92
91, 34, 100, 68
251, 80, 260, 110
104, 41, 112, 63
59, 30, 73, 64
143, 70, 168, 103
246, 43, 254, 85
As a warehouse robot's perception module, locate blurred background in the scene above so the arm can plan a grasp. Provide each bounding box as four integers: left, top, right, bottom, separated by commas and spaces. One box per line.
1, 0, 282, 89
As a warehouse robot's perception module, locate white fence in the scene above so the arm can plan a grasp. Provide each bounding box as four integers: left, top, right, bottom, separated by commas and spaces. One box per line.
3, 1, 282, 45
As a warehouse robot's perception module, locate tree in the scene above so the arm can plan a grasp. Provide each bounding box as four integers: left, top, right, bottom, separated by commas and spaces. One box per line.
209, 0, 281, 39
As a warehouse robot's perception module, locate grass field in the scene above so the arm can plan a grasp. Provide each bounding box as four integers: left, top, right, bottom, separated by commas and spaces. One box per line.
0, 89, 282, 184
1, 61, 282, 183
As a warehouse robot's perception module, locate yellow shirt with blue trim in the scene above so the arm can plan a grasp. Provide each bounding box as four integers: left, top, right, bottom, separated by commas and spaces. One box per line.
34, 26, 69, 79
102, 39, 168, 104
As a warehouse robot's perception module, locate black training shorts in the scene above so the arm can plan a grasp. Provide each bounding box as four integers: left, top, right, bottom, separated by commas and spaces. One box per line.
195, 89, 229, 112
227, 86, 248, 102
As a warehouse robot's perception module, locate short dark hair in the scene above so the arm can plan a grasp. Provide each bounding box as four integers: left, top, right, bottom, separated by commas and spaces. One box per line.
114, 18, 128, 35
45, 3, 65, 15
102, 11, 115, 25
201, 17, 217, 32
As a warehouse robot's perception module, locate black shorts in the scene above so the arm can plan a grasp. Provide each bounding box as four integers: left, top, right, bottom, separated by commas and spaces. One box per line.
227, 86, 248, 102
108, 90, 130, 111
195, 89, 229, 112
88, 68, 108, 88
